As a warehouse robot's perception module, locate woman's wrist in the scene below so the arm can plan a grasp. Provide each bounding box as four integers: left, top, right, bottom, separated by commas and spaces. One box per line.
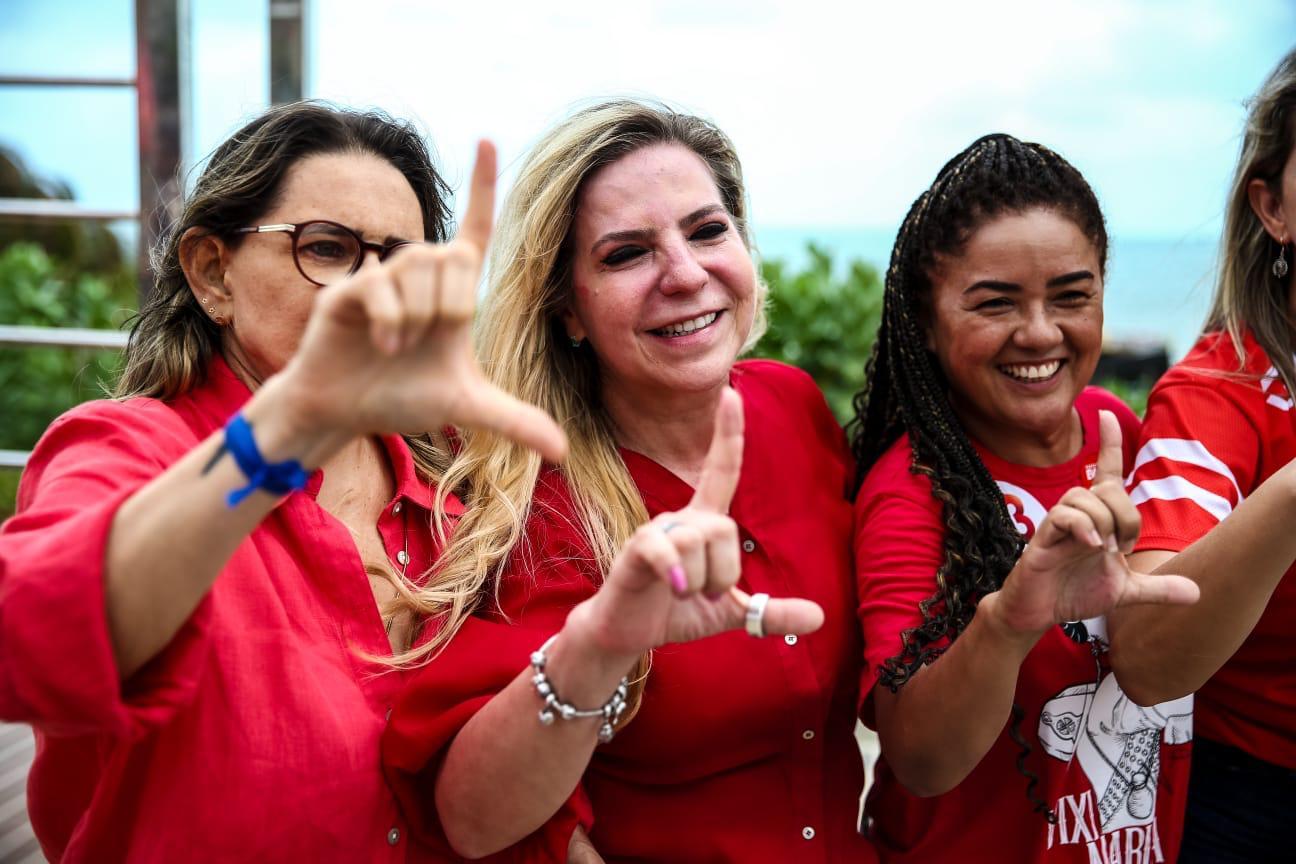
975, 590, 1049, 659
548, 601, 642, 703
239, 372, 354, 471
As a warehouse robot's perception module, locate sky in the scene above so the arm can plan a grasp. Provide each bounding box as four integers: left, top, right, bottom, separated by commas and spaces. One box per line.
1, 0, 1294, 242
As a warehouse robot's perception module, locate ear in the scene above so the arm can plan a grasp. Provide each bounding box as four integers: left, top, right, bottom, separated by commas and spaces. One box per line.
1248, 178, 1290, 243
179, 228, 234, 319
560, 303, 587, 345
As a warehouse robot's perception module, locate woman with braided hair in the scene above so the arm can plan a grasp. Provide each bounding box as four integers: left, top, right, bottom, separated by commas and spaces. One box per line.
1113, 49, 1296, 862
850, 134, 1199, 862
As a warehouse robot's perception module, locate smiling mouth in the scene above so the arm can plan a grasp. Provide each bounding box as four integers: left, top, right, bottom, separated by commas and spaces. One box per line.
650, 311, 720, 338
999, 359, 1064, 382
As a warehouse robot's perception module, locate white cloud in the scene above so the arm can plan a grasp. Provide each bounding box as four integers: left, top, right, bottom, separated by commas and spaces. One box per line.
295, 0, 1292, 237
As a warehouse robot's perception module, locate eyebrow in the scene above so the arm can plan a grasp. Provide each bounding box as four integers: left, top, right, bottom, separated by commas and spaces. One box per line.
589, 204, 728, 255
963, 270, 1096, 293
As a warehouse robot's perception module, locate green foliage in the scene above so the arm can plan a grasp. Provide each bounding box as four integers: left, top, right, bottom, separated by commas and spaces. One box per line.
1095, 377, 1152, 419
0, 242, 132, 451
752, 243, 884, 422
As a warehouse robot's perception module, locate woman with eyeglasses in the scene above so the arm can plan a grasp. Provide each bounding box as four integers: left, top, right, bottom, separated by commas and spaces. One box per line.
0, 102, 563, 863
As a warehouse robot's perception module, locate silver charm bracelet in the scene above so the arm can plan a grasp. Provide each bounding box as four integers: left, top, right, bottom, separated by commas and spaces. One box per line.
530, 634, 630, 744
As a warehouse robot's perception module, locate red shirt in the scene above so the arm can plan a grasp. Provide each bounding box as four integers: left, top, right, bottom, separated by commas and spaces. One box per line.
0, 356, 451, 863
1129, 329, 1296, 769
383, 360, 876, 864
855, 388, 1193, 863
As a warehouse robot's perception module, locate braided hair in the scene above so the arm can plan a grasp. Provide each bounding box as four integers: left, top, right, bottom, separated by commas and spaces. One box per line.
847, 133, 1107, 819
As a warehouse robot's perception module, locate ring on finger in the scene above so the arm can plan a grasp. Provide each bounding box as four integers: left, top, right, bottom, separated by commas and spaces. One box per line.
660, 521, 681, 535
745, 592, 770, 638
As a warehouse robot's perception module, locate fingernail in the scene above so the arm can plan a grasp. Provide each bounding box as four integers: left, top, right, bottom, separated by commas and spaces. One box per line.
1105, 535, 1120, 554
1088, 529, 1103, 548
383, 330, 401, 355
669, 565, 687, 592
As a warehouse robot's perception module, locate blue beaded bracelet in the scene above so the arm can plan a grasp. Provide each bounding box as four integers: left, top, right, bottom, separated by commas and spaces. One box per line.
223, 412, 310, 507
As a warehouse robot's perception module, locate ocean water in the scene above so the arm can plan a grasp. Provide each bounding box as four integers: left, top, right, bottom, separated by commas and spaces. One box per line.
751, 226, 1219, 361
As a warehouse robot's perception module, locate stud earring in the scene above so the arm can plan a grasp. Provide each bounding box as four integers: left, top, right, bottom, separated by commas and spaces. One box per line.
208, 306, 217, 315
569, 336, 583, 348
1274, 238, 1290, 279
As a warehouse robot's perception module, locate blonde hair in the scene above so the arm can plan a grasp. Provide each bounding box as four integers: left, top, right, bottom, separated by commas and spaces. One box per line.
1207, 48, 1296, 392
392, 101, 767, 690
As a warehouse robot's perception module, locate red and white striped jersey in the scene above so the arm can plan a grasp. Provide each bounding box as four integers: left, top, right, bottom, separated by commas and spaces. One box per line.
1129, 327, 1296, 769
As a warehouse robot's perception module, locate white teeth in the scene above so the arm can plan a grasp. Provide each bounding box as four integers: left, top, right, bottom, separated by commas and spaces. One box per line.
657, 311, 718, 336
1002, 360, 1061, 381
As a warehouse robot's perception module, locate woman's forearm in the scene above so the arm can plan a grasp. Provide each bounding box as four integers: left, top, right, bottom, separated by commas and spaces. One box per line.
104, 374, 350, 678
434, 605, 638, 859
872, 590, 1042, 797
1109, 464, 1296, 705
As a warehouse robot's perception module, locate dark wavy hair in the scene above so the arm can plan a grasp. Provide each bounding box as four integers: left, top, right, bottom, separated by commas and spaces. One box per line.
847, 133, 1107, 820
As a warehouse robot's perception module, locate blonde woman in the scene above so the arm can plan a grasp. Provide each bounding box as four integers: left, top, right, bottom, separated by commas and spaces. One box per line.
382, 102, 875, 863
1113, 48, 1296, 862
0, 103, 561, 862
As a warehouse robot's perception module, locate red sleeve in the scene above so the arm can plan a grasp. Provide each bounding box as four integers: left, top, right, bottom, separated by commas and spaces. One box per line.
1127, 380, 1259, 553
383, 618, 593, 863
382, 479, 600, 861
0, 399, 215, 737
853, 447, 948, 719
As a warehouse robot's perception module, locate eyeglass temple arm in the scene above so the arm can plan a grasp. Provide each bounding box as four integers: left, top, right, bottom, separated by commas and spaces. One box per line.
235, 224, 297, 234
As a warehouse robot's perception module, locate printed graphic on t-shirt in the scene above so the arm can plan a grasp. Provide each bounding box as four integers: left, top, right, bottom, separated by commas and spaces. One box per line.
995, 480, 1193, 862
1000, 481, 1047, 541
1036, 619, 1192, 862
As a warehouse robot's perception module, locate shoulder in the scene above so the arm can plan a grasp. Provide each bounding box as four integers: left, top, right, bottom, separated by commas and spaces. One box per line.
1144, 330, 1280, 429
32, 396, 194, 462
732, 358, 823, 403
17, 396, 197, 510
732, 358, 838, 430
856, 434, 933, 508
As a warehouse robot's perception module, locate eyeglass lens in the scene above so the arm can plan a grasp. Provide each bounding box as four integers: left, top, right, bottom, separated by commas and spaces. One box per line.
294, 222, 363, 286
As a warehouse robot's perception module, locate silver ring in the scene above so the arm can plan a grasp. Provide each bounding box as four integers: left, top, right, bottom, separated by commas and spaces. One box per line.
745, 592, 770, 638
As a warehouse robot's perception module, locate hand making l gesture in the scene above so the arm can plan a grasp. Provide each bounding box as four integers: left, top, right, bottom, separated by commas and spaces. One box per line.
273, 140, 567, 464
991, 410, 1200, 636
570, 388, 824, 658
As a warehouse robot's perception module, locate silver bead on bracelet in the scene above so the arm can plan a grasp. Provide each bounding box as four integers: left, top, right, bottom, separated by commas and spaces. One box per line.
530, 634, 630, 744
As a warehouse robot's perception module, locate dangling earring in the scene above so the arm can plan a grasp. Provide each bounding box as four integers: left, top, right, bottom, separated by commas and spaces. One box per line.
1274, 238, 1290, 279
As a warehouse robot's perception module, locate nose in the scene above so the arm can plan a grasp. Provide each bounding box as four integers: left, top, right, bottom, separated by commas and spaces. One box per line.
658, 237, 707, 296
1014, 303, 1063, 351
355, 247, 384, 273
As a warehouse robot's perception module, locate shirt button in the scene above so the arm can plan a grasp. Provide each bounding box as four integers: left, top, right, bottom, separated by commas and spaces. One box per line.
392, 501, 403, 515
802, 729, 815, 740
396, 550, 410, 566
387, 827, 401, 846
802, 826, 816, 840
784, 634, 798, 646
741, 539, 756, 553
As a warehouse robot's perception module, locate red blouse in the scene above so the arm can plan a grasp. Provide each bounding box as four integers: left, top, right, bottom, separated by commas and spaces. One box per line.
383, 360, 876, 863
0, 356, 452, 863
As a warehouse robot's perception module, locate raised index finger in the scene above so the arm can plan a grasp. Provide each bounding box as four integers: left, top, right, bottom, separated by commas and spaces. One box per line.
455, 139, 496, 255
691, 387, 744, 513
1094, 410, 1125, 485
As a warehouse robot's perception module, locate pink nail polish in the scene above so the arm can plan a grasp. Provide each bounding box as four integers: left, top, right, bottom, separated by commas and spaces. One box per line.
669, 565, 687, 592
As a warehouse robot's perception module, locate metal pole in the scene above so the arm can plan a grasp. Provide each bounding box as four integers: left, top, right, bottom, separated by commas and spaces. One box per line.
270, 0, 304, 105
135, 0, 184, 305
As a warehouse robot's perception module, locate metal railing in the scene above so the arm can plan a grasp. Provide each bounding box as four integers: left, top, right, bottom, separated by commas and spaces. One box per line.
0, 327, 129, 470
